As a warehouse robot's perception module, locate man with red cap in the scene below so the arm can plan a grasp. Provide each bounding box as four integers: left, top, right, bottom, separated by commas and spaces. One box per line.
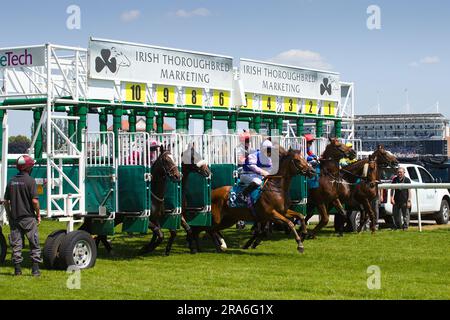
3, 155, 41, 276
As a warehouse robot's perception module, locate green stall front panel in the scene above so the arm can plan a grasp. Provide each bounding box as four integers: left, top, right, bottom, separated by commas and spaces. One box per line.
118, 166, 150, 213
289, 175, 308, 215
210, 164, 236, 189
122, 216, 149, 234
160, 178, 182, 230
184, 172, 211, 226
89, 218, 115, 236
85, 166, 116, 214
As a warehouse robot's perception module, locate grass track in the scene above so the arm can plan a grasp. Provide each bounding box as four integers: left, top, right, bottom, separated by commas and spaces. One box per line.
0, 221, 449, 300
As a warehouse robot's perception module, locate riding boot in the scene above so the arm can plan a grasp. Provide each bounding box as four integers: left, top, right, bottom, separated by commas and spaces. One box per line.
242, 182, 259, 197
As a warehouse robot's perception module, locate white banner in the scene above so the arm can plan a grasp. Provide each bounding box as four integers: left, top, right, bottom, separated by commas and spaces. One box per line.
0, 46, 46, 68
89, 38, 234, 90
240, 59, 341, 101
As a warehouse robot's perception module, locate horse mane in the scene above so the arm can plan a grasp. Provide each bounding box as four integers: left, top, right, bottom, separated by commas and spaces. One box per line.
344, 159, 368, 174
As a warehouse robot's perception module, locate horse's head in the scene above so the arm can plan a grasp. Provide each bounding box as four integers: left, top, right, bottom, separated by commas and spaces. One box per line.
323, 138, 357, 162
366, 154, 379, 182
181, 145, 211, 178
153, 146, 182, 182
282, 148, 316, 178
373, 144, 399, 168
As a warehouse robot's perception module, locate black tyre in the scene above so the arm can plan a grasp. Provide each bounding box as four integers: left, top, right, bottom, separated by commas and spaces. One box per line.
0, 230, 7, 264
43, 230, 67, 270
59, 230, 97, 270
435, 199, 449, 225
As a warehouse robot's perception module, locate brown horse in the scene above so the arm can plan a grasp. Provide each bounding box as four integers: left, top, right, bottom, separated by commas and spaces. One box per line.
191, 148, 316, 254
140, 147, 182, 254
337, 155, 379, 232
305, 138, 357, 238
335, 145, 399, 233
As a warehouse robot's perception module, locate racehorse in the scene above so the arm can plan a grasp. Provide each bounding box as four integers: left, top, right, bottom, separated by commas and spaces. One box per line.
191, 147, 316, 254
304, 138, 357, 238
334, 145, 399, 233
139, 147, 182, 254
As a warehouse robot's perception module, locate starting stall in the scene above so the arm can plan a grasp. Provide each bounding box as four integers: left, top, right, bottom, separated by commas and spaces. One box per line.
0, 38, 354, 268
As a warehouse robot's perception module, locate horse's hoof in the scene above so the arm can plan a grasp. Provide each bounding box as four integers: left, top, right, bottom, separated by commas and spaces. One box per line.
305, 234, 316, 240
190, 248, 197, 254
297, 246, 305, 254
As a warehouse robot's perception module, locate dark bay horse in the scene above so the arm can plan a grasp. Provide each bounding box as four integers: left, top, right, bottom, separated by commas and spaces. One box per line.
335, 145, 399, 233
305, 138, 357, 238
192, 148, 315, 254
139, 147, 182, 254
142, 143, 211, 255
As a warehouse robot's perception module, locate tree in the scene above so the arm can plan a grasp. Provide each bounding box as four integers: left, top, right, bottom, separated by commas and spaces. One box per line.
8, 135, 31, 154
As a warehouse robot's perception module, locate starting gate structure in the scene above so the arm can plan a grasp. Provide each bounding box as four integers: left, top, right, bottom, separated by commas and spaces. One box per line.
0, 38, 355, 267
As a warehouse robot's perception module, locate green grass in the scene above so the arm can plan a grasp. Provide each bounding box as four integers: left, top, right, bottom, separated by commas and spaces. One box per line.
0, 221, 449, 300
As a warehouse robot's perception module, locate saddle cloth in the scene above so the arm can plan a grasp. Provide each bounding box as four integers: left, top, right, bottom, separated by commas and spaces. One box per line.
227, 182, 262, 208
307, 167, 321, 190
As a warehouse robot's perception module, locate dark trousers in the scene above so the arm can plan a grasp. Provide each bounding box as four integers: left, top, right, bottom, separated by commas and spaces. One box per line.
9, 218, 42, 265
393, 204, 410, 230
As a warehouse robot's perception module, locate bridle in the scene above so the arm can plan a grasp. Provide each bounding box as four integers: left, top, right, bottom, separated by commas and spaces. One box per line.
158, 151, 179, 181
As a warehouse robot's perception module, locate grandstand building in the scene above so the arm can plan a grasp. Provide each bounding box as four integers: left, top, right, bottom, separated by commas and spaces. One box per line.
354, 113, 450, 157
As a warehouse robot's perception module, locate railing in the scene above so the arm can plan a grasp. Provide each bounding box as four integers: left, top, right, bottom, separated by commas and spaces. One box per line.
378, 183, 450, 232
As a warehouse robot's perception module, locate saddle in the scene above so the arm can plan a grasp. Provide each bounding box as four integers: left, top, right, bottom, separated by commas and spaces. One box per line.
228, 182, 262, 209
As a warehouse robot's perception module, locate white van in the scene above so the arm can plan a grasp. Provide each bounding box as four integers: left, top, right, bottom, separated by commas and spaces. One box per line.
379, 164, 450, 225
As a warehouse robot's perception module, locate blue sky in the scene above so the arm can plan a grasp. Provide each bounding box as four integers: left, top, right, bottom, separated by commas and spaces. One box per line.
1, 0, 449, 135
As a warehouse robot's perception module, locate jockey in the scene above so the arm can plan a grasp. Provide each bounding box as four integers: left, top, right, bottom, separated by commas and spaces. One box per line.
237, 130, 252, 166
149, 140, 161, 165
304, 134, 318, 166
339, 142, 357, 167
240, 138, 273, 198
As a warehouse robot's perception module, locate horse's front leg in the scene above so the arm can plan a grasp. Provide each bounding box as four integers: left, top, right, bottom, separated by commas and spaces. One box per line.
165, 229, 177, 256
242, 222, 260, 250
308, 204, 329, 239
286, 210, 308, 242
180, 215, 196, 254
140, 221, 164, 254
270, 210, 305, 254
359, 198, 376, 233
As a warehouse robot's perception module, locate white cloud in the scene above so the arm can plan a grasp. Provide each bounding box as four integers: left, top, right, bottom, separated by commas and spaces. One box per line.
268, 49, 332, 70
410, 56, 440, 67
420, 56, 440, 64
120, 10, 141, 22
174, 8, 211, 18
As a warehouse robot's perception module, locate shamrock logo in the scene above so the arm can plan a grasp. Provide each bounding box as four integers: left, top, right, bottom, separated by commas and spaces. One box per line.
95, 49, 117, 73
320, 77, 332, 95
